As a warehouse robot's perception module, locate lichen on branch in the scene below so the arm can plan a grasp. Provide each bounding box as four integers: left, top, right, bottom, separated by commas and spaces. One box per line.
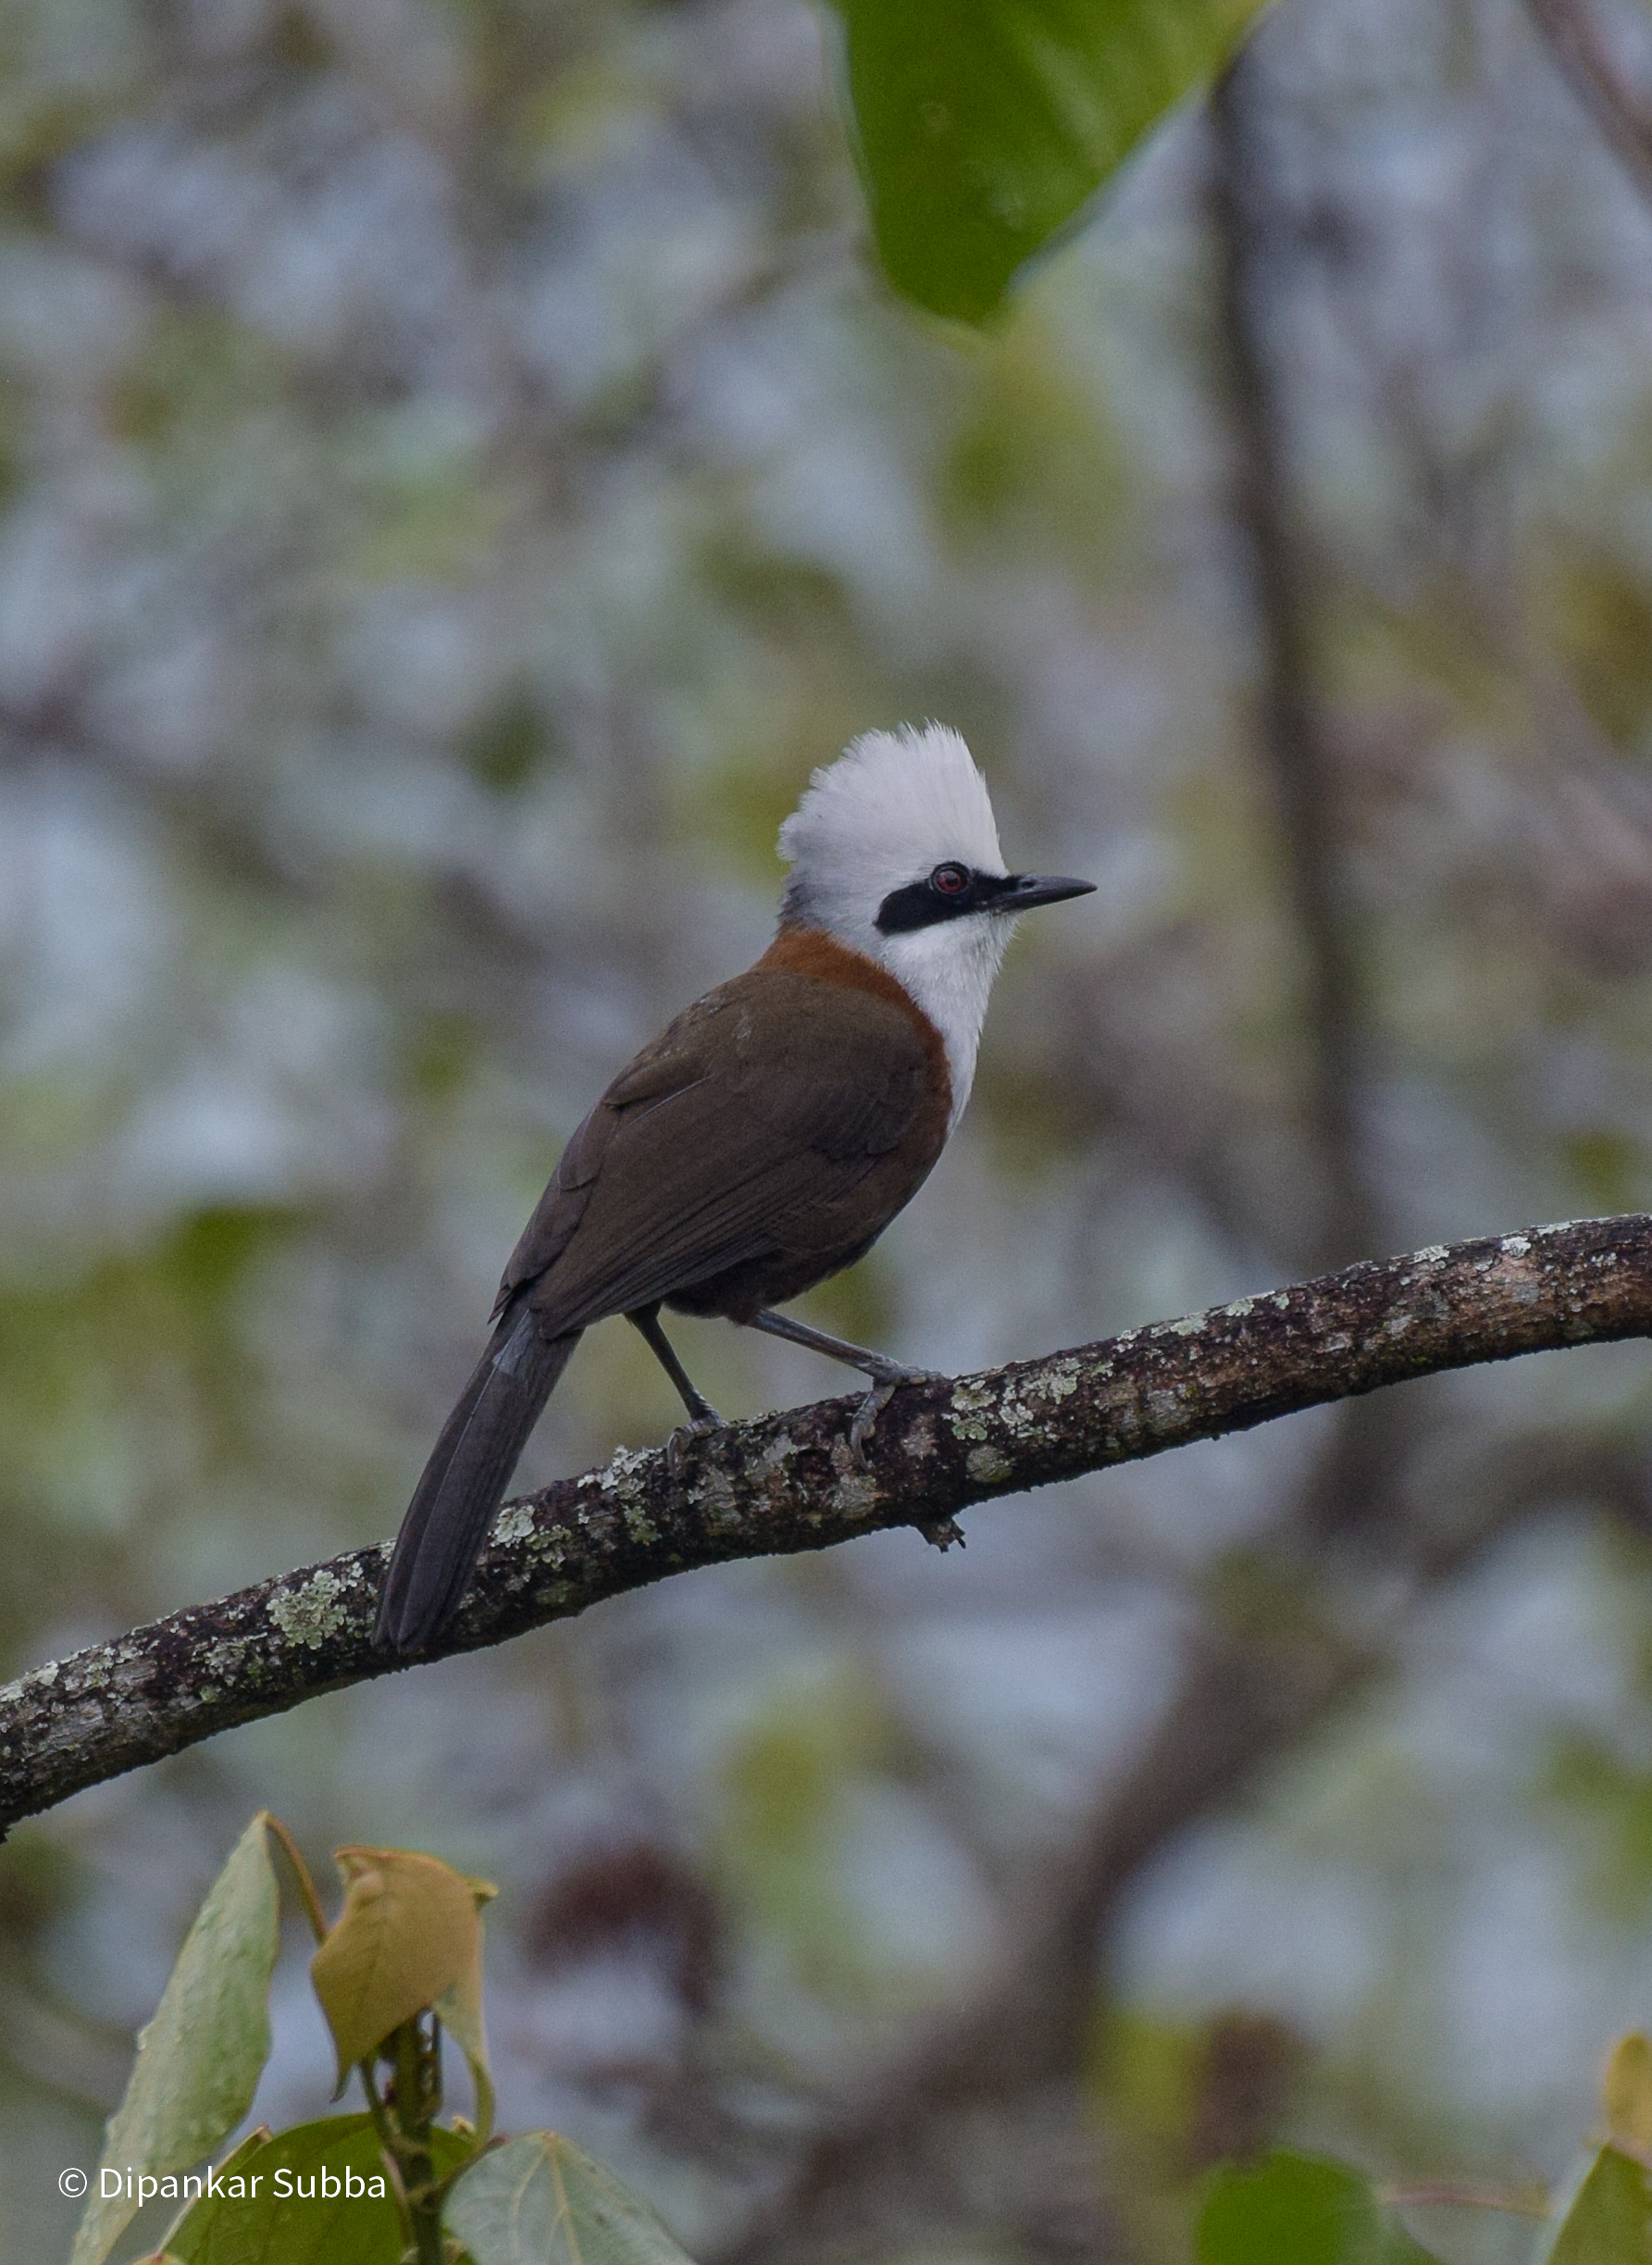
2, 1214, 1649, 1835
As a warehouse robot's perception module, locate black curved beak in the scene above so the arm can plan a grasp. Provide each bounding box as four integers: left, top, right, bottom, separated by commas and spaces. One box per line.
996, 873, 1096, 913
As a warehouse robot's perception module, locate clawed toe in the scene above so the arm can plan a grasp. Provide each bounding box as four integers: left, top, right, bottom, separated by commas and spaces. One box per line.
849, 1366, 942, 1467
665, 1410, 724, 1475
849, 1382, 894, 1466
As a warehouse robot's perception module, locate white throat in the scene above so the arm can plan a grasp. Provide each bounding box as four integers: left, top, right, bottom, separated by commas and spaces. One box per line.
875, 916, 1012, 1125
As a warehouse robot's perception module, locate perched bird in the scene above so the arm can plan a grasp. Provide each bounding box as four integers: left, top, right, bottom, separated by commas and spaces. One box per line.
375, 724, 1093, 1653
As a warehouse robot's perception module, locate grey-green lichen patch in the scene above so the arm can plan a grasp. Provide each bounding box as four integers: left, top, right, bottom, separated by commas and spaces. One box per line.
827, 1466, 879, 1520
621, 1497, 660, 1546
948, 1380, 997, 1444
995, 1364, 1076, 1434
604, 1444, 654, 1491
760, 1432, 799, 1476
966, 1443, 1012, 1485
693, 1463, 744, 1534
491, 1500, 539, 1547
267, 1569, 352, 1649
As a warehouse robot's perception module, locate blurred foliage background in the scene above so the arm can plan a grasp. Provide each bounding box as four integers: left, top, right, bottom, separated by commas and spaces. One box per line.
8, 0, 1652, 2259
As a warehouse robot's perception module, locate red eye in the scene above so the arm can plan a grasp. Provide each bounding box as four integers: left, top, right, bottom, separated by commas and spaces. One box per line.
931, 863, 969, 896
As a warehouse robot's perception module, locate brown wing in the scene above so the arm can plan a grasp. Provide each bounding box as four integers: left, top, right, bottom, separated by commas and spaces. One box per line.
493, 967, 940, 1333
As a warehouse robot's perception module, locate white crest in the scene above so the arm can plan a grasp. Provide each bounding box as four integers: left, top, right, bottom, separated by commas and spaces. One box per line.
776, 723, 1014, 1121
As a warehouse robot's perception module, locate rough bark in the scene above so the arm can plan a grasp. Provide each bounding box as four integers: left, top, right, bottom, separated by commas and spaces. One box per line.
2, 1213, 1649, 1835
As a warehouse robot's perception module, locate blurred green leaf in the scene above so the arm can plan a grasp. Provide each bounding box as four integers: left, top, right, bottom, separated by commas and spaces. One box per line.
1563, 1129, 1650, 1219
0, 1202, 299, 1563
941, 316, 1124, 559
1539, 2144, 1652, 2265
0, 91, 128, 221
1541, 1731, 1652, 1918
443, 2132, 694, 2265
717, 1679, 902, 2002
0, 1826, 81, 1942
1542, 541, 1652, 753
164, 2114, 469, 2264
829, 0, 1271, 320
112, 306, 287, 452
70, 1813, 281, 2265
460, 684, 554, 791
1088, 2002, 1206, 2147
1198, 2152, 1444, 2265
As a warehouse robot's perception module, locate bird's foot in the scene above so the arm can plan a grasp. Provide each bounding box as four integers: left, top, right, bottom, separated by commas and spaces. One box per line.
665, 1409, 725, 1476
848, 1363, 944, 1468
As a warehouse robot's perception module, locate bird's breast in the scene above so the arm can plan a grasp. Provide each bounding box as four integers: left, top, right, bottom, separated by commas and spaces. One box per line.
753, 926, 951, 1111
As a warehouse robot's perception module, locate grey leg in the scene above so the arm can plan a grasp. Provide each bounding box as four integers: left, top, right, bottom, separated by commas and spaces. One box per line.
744, 1307, 942, 1462
628, 1306, 724, 1470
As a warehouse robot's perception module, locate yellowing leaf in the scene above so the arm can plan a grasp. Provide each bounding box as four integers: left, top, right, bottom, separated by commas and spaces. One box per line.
434, 1870, 498, 2143
1606, 2035, 1652, 2159
310, 1848, 481, 2086
71, 1814, 281, 2265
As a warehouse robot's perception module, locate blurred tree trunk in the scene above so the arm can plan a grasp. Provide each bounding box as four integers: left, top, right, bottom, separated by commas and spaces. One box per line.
1210, 52, 1381, 1272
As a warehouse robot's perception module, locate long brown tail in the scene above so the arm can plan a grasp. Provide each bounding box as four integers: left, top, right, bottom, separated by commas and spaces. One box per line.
374, 1308, 580, 1654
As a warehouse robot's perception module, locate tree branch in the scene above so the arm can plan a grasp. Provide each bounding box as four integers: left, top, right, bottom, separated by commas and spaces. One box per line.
3, 1214, 1650, 1835
1524, 0, 1652, 210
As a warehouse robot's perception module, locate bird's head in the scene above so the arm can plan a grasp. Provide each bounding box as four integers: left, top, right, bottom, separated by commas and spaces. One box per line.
776, 723, 1093, 1114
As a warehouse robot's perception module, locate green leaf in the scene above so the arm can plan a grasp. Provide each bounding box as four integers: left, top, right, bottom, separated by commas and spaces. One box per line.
310, 1847, 483, 2088
1538, 2145, 1652, 2265
163, 2113, 470, 2265
1198, 2151, 1445, 2265
71, 1813, 281, 2265
443, 2132, 695, 2265
148, 2132, 269, 2259
829, 0, 1271, 321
